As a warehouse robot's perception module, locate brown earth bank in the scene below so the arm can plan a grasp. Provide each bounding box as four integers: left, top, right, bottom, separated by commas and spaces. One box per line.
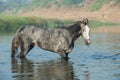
92, 26, 120, 33
19, 8, 120, 22
19, 7, 120, 33
19, 1, 120, 23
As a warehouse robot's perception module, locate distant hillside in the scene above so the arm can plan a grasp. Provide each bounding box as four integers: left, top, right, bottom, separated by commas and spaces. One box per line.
90, 0, 120, 11
0, 0, 85, 13
0, 0, 119, 12
0, 0, 30, 12
0, 0, 120, 13
29, 0, 84, 8
0, 0, 120, 22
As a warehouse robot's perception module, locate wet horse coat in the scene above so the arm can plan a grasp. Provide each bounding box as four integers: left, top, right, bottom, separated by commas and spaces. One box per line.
11, 18, 90, 59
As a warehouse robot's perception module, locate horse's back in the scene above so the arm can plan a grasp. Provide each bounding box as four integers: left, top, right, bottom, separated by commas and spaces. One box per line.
18, 26, 35, 34
16, 25, 72, 51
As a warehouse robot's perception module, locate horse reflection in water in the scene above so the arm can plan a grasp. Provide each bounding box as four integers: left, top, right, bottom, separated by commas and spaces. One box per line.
11, 18, 91, 59
11, 58, 74, 80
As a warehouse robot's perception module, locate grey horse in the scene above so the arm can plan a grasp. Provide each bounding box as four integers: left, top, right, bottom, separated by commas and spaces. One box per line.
11, 18, 91, 59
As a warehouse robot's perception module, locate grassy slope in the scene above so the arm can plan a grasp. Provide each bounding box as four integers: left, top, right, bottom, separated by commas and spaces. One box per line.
90, 0, 110, 11
0, 0, 84, 13
24, 0, 84, 8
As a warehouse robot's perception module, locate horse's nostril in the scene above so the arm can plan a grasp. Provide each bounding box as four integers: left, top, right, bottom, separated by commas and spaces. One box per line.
88, 40, 91, 44
85, 39, 91, 45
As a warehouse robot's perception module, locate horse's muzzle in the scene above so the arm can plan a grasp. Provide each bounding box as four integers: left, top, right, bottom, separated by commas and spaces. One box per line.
85, 39, 91, 45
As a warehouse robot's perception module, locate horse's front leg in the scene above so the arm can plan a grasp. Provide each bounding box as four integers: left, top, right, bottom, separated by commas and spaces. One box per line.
65, 52, 69, 59
17, 45, 27, 58
58, 50, 69, 60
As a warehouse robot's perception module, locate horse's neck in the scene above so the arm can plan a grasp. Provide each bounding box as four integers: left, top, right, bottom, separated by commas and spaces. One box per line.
67, 23, 81, 34
67, 23, 81, 41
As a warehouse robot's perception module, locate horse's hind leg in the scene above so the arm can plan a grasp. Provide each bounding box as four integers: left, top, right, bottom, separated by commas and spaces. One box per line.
17, 40, 35, 58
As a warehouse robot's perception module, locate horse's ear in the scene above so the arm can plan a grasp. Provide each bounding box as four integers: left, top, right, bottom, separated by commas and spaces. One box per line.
82, 18, 89, 25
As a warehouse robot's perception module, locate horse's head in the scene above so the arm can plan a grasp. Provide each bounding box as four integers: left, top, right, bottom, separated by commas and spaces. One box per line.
80, 18, 91, 45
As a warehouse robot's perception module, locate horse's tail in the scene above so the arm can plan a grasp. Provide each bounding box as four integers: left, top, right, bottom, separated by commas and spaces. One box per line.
11, 30, 20, 57
11, 26, 28, 57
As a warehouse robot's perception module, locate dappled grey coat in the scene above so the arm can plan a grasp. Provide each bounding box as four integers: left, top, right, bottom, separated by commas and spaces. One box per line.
11, 18, 89, 59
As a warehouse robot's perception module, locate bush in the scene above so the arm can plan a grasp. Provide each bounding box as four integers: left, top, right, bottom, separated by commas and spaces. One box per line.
0, 15, 73, 33
91, 0, 110, 11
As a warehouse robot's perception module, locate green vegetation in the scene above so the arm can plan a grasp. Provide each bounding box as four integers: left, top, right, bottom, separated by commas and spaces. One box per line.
0, 14, 73, 33
90, 0, 120, 11
62, 0, 84, 7
0, 0, 84, 13
91, 0, 110, 11
115, 0, 120, 4
89, 20, 120, 28
28, 0, 84, 8
0, 14, 119, 34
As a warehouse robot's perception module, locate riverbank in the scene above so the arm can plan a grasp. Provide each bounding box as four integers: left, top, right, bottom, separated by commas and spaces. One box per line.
92, 26, 120, 34
0, 14, 119, 33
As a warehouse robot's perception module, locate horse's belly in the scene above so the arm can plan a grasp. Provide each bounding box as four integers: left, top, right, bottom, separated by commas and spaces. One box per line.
37, 39, 57, 52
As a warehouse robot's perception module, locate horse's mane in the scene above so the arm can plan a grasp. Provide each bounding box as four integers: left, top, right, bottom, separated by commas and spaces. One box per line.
66, 21, 81, 34
56, 21, 81, 34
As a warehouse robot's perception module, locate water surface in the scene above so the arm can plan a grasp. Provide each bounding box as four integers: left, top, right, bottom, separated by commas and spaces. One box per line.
0, 33, 120, 80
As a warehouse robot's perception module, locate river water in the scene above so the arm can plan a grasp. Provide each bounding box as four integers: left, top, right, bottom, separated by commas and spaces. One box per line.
0, 33, 120, 80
